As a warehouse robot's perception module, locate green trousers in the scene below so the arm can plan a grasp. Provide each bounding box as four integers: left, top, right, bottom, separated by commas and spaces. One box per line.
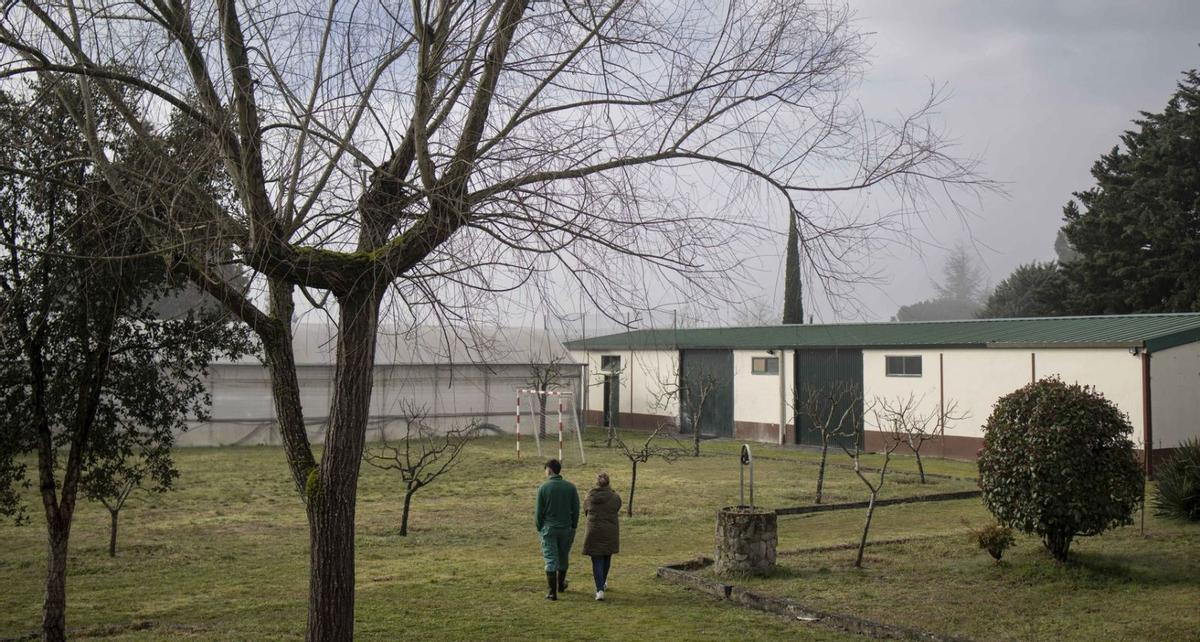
540, 527, 575, 573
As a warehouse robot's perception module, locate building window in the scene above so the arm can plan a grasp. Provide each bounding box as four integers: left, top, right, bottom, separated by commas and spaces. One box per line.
751, 356, 779, 375
600, 355, 621, 372
885, 355, 922, 377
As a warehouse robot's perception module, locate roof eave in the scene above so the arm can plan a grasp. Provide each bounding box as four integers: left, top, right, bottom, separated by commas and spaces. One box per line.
984, 341, 1143, 350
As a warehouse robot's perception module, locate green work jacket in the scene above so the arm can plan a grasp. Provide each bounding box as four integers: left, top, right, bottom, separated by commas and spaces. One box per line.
535, 474, 580, 532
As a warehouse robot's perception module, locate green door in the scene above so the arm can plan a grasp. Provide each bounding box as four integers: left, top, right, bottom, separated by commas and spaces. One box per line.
680, 349, 734, 438
794, 349, 864, 448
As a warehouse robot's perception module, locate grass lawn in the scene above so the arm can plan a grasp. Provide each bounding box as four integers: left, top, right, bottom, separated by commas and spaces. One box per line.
0, 431, 1187, 640
726, 506, 1200, 641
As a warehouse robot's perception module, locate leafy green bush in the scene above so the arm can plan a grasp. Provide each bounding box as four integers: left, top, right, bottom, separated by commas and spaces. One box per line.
969, 523, 1015, 561
1153, 438, 1200, 521
978, 378, 1144, 562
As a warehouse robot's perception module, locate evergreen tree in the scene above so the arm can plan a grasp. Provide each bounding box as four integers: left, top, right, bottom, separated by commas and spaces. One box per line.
1059, 69, 1200, 314
782, 214, 804, 324
934, 245, 987, 304
978, 261, 1070, 318
0, 80, 251, 639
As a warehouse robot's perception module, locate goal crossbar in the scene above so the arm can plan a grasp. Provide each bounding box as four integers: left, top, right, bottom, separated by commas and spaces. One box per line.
515, 389, 585, 464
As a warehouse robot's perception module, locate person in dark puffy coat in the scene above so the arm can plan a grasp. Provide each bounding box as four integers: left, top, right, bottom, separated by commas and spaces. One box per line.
582, 472, 622, 601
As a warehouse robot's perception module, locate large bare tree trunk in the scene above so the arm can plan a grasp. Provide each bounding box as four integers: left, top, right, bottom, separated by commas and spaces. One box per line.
262, 281, 317, 494
306, 286, 381, 642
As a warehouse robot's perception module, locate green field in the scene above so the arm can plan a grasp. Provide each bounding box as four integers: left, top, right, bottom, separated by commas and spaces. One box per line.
0, 432, 1191, 640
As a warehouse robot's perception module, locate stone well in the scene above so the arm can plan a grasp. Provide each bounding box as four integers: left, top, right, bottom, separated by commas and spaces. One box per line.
714, 506, 777, 577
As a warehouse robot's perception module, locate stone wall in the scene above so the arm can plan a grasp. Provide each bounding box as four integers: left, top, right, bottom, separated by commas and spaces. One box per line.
714, 507, 777, 576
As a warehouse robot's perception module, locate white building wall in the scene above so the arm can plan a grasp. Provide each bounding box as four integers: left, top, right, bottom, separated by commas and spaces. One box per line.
863, 348, 1145, 446
181, 362, 581, 446
573, 349, 679, 418
732, 349, 787, 425
1150, 342, 1200, 449
1036, 348, 1145, 446
863, 349, 947, 433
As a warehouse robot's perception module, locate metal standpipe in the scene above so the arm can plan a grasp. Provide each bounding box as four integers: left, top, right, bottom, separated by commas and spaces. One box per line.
739, 444, 754, 508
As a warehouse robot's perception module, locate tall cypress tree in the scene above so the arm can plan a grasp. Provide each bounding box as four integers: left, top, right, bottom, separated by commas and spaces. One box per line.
782, 214, 804, 324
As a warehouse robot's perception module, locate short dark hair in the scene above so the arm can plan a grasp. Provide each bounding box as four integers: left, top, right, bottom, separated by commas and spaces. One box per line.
545, 459, 562, 474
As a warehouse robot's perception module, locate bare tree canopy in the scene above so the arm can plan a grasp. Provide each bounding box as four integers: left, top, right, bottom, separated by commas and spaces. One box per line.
0, 0, 988, 315
0, 1, 990, 637
613, 425, 685, 517
363, 403, 478, 537
875, 393, 965, 484
797, 382, 867, 503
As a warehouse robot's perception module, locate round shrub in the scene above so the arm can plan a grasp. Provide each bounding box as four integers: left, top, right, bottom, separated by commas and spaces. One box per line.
1153, 437, 1200, 521
968, 523, 1015, 562
977, 378, 1144, 562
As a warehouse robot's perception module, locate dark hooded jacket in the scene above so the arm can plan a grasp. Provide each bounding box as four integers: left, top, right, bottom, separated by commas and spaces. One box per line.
582, 485, 622, 556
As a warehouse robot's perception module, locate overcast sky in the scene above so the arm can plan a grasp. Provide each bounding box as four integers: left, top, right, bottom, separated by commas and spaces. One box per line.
777, 0, 1200, 323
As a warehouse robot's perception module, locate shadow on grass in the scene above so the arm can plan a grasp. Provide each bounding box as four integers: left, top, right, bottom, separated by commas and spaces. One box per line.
1013, 545, 1199, 589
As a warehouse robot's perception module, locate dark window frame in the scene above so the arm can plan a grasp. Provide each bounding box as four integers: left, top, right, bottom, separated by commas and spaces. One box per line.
751, 356, 780, 375
600, 355, 621, 372
885, 355, 923, 377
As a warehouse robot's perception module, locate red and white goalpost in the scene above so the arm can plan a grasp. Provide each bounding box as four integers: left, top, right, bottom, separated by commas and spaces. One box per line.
515, 389, 585, 464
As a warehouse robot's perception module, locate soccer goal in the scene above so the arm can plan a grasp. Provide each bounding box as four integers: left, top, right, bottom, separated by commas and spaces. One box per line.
515, 389, 586, 464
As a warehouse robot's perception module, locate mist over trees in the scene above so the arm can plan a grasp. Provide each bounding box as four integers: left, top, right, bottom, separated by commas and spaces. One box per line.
894, 246, 987, 321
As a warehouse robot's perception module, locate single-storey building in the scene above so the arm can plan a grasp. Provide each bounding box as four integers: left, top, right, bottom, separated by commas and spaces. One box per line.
181, 324, 582, 446
565, 313, 1200, 469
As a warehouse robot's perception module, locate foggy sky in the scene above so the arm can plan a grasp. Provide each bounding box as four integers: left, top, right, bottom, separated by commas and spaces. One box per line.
791, 0, 1200, 322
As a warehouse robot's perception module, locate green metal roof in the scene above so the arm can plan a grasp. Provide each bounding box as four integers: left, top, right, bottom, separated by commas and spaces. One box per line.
564, 313, 1200, 353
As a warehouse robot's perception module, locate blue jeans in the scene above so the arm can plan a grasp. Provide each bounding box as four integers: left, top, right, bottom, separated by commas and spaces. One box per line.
590, 555, 611, 591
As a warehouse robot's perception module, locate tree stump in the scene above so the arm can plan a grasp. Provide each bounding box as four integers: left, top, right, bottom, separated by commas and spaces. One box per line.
714, 506, 777, 576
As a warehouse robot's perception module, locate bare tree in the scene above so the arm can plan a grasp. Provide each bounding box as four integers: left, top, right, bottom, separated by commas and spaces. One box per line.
876, 394, 965, 484
649, 356, 718, 457
0, 1, 992, 635
729, 297, 779, 327
841, 424, 903, 568
613, 426, 686, 517
797, 383, 869, 503
363, 405, 478, 537
527, 354, 567, 440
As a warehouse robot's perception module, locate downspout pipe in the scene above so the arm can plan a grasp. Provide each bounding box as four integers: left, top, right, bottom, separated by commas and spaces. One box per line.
1141, 349, 1153, 479
778, 348, 787, 445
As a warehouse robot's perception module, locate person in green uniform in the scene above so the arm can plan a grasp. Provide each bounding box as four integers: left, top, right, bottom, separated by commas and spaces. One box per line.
535, 459, 580, 601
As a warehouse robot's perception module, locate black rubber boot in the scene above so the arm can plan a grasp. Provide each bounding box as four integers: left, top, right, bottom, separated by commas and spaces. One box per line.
545, 572, 557, 601
557, 569, 568, 593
